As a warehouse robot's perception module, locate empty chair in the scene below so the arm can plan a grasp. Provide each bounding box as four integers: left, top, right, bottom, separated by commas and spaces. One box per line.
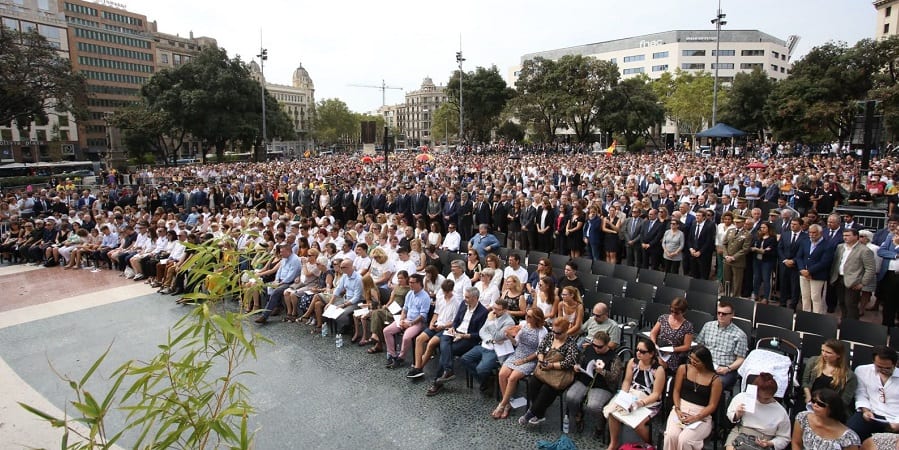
689, 278, 720, 296
552, 267, 565, 282
755, 323, 802, 349
721, 296, 756, 323
578, 272, 601, 293
851, 343, 875, 369
753, 303, 793, 330
684, 310, 714, 328
582, 290, 611, 313
493, 232, 506, 248
636, 269, 666, 287
527, 250, 548, 266
624, 281, 657, 302
613, 265, 639, 284
654, 286, 686, 306
641, 302, 670, 331
597, 277, 627, 297
459, 240, 468, 254
793, 311, 838, 338
592, 259, 615, 277
839, 318, 888, 347
573, 257, 593, 274
610, 298, 646, 348
800, 333, 827, 360
663, 273, 692, 291
549, 253, 570, 270
686, 291, 718, 314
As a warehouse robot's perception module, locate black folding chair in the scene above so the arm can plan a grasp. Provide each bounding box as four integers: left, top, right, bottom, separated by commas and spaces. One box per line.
526, 250, 548, 266
653, 286, 686, 305
663, 273, 692, 290
549, 253, 570, 270
637, 269, 666, 287
592, 259, 615, 277
579, 272, 601, 293
839, 318, 888, 347
625, 281, 657, 303
597, 277, 627, 297
613, 264, 639, 284
793, 311, 838, 338
851, 343, 875, 369
733, 318, 754, 348
800, 333, 827, 360
686, 291, 718, 314
610, 298, 646, 348
573, 257, 593, 274
721, 296, 756, 323
685, 310, 714, 329
753, 303, 793, 330
689, 278, 720, 296
641, 302, 670, 332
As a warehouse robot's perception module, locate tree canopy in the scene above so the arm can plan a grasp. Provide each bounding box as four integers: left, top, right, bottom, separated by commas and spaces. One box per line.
311, 98, 356, 147
445, 65, 514, 143
0, 29, 87, 127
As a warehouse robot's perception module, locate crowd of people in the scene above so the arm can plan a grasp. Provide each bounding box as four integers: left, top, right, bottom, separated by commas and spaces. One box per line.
3, 148, 899, 448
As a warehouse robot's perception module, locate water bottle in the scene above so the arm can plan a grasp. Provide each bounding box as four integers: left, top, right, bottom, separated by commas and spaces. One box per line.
322, 326, 328, 337
562, 415, 570, 434
336, 334, 343, 348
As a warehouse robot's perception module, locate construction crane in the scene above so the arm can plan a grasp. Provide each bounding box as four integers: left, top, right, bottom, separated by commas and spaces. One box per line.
347, 79, 403, 107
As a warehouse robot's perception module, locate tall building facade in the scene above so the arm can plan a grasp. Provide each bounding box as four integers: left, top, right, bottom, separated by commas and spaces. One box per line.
395, 77, 447, 147
150, 24, 216, 71
0, 0, 79, 163
61, 0, 154, 165
248, 60, 316, 157
875, 0, 899, 39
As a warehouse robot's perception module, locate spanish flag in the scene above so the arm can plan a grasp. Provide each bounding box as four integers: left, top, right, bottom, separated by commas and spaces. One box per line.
605, 140, 617, 156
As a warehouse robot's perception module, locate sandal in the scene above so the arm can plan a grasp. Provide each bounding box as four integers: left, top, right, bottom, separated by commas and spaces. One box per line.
366, 345, 383, 354
491, 405, 505, 419
500, 404, 511, 419
351, 335, 361, 343
359, 339, 370, 346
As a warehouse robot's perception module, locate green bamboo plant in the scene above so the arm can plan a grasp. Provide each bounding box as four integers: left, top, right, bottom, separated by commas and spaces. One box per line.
20, 235, 273, 449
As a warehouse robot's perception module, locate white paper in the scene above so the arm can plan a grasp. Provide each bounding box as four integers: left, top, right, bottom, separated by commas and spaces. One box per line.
577, 360, 598, 379
392, 314, 402, 323
444, 328, 456, 337
659, 346, 674, 353
494, 340, 515, 357
872, 414, 899, 424
509, 396, 527, 409
322, 304, 345, 319
387, 302, 402, 314
614, 391, 637, 410
353, 308, 369, 317
742, 385, 758, 414
611, 405, 652, 429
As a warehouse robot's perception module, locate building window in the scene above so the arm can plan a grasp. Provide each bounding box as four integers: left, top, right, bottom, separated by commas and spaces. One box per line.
711, 49, 735, 56
609, 58, 616, 64
36, 130, 47, 141
741, 49, 764, 56
173, 54, 182, 66
886, 23, 891, 34
772, 51, 780, 59
622, 67, 645, 75
37, 0, 49, 11
771, 64, 779, 71
652, 51, 669, 59
652, 64, 669, 72
60, 130, 69, 141
740, 63, 763, 70
711, 63, 734, 69
623, 54, 645, 63
887, 6, 892, 17
681, 63, 706, 70
58, 115, 69, 127
682, 50, 705, 57
161, 54, 168, 64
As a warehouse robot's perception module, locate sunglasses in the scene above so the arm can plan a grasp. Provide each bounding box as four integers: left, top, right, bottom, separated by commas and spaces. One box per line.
716, 311, 733, 316
670, 309, 683, 314
592, 343, 606, 350
636, 349, 651, 354
812, 399, 828, 408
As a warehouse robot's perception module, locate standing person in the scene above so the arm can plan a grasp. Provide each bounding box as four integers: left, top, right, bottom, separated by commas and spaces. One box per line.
686, 208, 716, 280
383, 273, 431, 369
796, 224, 834, 314
663, 346, 723, 450
605, 338, 667, 450
877, 230, 899, 327
662, 218, 685, 274
584, 205, 604, 261
751, 221, 778, 304
777, 218, 807, 309
518, 317, 579, 426
830, 228, 876, 320
847, 346, 899, 442
536, 198, 555, 253
641, 209, 664, 270
565, 204, 586, 258
722, 216, 751, 297
601, 205, 621, 263
623, 207, 644, 267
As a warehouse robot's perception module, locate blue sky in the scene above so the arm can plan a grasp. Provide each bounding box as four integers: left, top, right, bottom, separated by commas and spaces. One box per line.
127, 0, 874, 113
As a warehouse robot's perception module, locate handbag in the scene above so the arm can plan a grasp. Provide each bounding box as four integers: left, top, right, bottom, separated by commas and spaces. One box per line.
731, 432, 765, 450
534, 348, 575, 390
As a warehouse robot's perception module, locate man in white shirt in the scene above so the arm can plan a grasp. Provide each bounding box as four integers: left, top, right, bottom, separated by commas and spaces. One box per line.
502, 253, 528, 286
849, 346, 899, 441
441, 223, 461, 252
390, 247, 418, 287
446, 259, 471, 304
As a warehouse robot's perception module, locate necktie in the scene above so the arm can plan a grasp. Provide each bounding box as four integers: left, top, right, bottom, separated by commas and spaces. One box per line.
791, 232, 797, 245
630, 219, 636, 235
695, 224, 701, 238
830, 230, 836, 240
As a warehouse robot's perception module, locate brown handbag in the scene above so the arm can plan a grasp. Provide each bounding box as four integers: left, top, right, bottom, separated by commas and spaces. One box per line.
534, 348, 575, 390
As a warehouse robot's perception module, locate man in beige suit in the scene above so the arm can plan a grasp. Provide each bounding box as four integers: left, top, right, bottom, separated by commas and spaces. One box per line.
830, 228, 876, 320
723, 216, 752, 297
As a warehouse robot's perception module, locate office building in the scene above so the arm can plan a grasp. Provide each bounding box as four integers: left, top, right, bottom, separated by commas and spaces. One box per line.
875, 0, 899, 39
394, 77, 447, 147
249, 60, 316, 157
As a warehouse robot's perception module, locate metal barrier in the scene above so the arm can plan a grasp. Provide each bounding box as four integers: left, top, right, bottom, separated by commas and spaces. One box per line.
834, 206, 888, 230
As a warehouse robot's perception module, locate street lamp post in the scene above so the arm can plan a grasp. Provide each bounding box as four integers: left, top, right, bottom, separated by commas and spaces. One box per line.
257, 45, 268, 160
711, 0, 727, 125
456, 45, 465, 149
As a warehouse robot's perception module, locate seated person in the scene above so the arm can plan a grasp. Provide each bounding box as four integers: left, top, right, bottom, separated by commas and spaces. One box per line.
493, 307, 547, 419
426, 286, 488, 397
694, 299, 748, 390
649, 296, 694, 373
383, 273, 432, 369
725, 372, 791, 450
579, 302, 620, 350
663, 346, 723, 450
365, 270, 410, 353
802, 339, 857, 416
565, 331, 622, 436
793, 388, 860, 450
459, 298, 515, 391
519, 317, 579, 426
350, 275, 379, 343
406, 279, 461, 379
606, 338, 666, 450
848, 346, 899, 442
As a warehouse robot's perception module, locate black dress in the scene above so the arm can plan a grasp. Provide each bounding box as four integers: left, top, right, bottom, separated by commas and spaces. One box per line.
602, 216, 621, 254
566, 214, 585, 253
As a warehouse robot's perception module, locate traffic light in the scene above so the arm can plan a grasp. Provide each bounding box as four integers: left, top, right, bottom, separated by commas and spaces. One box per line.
260, 48, 268, 61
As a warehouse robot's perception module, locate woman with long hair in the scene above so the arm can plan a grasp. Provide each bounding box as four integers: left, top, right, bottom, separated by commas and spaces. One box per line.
750, 221, 778, 304
606, 338, 667, 450
493, 307, 547, 419
792, 388, 860, 449
801, 339, 857, 414
533, 275, 558, 322
664, 345, 723, 450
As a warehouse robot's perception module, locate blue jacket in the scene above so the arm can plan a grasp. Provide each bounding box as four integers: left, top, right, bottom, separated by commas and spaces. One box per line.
877, 234, 899, 281
452, 303, 489, 343
469, 233, 501, 258
795, 238, 834, 281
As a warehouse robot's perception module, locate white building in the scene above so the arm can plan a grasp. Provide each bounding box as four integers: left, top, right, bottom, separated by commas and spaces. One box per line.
875, 0, 899, 39
249, 61, 315, 157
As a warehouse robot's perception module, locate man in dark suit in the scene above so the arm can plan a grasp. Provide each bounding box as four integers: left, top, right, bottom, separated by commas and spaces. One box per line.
491, 192, 510, 235
777, 218, 807, 309
873, 215, 899, 246
458, 192, 474, 242
411, 187, 428, 228
442, 191, 460, 232
795, 224, 834, 314
519, 197, 537, 252
473, 191, 492, 232
371, 187, 386, 215
395, 185, 411, 226
426, 286, 488, 396
685, 208, 716, 280
822, 213, 844, 312
623, 207, 644, 267
641, 209, 664, 270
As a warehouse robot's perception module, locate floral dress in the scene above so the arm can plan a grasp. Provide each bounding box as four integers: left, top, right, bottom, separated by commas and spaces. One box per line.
656, 314, 693, 372
795, 411, 860, 449
503, 323, 548, 375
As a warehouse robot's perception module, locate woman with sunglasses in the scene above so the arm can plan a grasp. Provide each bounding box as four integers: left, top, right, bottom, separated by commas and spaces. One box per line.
464, 248, 483, 279
606, 338, 666, 450
564, 331, 622, 436
801, 339, 857, 416
524, 257, 554, 298
664, 345, 723, 450
519, 317, 578, 427
649, 297, 694, 373
792, 388, 860, 450
724, 372, 791, 450
494, 307, 547, 419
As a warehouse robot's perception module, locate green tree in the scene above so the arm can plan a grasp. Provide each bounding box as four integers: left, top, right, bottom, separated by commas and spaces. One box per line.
557, 55, 619, 142
311, 98, 357, 148
430, 102, 459, 145
0, 29, 88, 127
511, 57, 567, 142
496, 120, 526, 142
109, 102, 186, 165
445, 65, 514, 143
658, 69, 720, 146
719, 68, 774, 140
600, 75, 665, 150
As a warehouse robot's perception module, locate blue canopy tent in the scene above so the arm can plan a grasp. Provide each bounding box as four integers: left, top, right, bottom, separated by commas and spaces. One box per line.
697, 123, 747, 156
